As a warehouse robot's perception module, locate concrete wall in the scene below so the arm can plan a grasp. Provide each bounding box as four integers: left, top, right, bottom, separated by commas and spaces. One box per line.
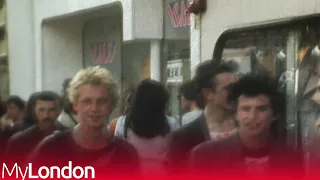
42, 18, 83, 93
200, 0, 320, 61
123, 0, 163, 41
83, 14, 122, 83
33, 0, 122, 91
122, 42, 150, 89
7, 0, 166, 99
6, 0, 35, 99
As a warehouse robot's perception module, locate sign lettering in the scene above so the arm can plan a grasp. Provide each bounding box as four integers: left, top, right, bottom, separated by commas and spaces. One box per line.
167, 0, 191, 28
91, 42, 116, 65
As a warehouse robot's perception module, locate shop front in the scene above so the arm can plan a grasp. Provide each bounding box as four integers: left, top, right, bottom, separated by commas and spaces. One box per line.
163, 0, 191, 124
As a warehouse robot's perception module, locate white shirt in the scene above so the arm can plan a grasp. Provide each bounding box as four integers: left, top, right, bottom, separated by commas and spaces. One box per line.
113, 116, 177, 176
181, 109, 203, 125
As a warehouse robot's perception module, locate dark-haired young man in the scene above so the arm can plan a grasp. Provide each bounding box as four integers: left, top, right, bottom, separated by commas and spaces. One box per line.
179, 80, 203, 125
168, 60, 239, 173
190, 73, 304, 178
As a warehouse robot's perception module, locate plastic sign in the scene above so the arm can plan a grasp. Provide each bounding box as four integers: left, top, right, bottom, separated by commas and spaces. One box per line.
167, 0, 191, 28
91, 42, 116, 65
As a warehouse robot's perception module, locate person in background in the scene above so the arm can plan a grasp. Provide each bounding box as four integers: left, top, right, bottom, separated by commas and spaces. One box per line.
179, 80, 203, 125
112, 84, 180, 138
190, 73, 303, 178
57, 78, 79, 129
29, 67, 140, 176
168, 60, 238, 174
109, 86, 135, 135
0, 95, 25, 130
18, 92, 41, 131
122, 79, 173, 176
3, 91, 63, 166
0, 93, 38, 159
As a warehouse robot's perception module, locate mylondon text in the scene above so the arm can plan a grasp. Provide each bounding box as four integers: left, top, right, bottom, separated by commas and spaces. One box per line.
1, 161, 95, 180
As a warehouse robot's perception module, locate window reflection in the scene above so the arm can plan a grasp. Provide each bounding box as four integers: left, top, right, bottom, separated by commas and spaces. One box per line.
215, 21, 320, 174
297, 34, 320, 172
220, 30, 292, 142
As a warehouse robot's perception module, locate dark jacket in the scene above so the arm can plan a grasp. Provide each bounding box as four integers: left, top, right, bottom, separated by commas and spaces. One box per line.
190, 133, 304, 178
3, 124, 65, 166
168, 114, 210, 174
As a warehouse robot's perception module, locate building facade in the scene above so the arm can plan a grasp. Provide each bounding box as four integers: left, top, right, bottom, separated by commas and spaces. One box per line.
5, 0, 201, 120
0, 0, 8, 100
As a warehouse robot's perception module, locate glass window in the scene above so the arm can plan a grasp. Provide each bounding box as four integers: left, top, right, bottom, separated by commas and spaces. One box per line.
217, 28, 296, 144
163, 0, 191, 124
213, 18, 320, 174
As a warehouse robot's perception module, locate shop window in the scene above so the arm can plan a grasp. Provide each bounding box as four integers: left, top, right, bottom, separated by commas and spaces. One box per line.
216, 28, 295, 138
213, 18, 320, 173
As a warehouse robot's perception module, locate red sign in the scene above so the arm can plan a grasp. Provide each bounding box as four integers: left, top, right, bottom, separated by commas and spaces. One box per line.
91, 42, 116, 65
167, 0, 191, 28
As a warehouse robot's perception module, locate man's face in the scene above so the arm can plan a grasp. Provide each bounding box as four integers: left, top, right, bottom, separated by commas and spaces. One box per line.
7, 103, 22, 119
207, 72, 238, 110
236, 95, 275, 136
35, 100, 60, 126
73, 84, 114, 129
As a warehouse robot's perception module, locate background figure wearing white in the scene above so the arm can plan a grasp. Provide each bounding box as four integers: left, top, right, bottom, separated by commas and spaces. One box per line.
115, 79, 173, 176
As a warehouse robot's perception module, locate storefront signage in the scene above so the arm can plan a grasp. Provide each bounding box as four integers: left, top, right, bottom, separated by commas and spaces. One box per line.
167, 60, 183, 83
91, 42, 116, 65
167, 0, 191, 28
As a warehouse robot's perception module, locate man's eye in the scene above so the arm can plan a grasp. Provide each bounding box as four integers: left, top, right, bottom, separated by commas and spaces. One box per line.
240, 107, 250, 111
82, 99, 91, 104
257, 106, 268, 111
98, 98, 109, 104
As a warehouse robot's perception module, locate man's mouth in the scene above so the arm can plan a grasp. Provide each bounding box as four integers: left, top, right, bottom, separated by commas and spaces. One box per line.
89, 116, 102, 121
43, 118, 53, 122
246, 123, 260, 129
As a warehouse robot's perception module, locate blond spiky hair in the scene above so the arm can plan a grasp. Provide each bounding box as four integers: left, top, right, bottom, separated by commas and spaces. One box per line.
68, 66, 119, 104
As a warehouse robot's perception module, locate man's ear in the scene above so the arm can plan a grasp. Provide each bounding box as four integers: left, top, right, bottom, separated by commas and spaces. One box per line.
72, 101, 79, 114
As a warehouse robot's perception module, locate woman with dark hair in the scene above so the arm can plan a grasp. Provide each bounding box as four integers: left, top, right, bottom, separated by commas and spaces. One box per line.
117, 79, 176, 176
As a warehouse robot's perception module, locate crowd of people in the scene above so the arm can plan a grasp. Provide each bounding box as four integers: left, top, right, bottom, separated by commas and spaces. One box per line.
0, 59, 305, 178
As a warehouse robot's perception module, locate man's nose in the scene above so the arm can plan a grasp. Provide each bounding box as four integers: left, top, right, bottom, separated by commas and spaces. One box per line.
91, 102, 99, 111
246, 109, 257, 120
43, 110, 50, 118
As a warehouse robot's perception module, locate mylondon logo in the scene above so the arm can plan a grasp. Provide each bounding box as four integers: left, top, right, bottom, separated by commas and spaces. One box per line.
2, 161, 95, 180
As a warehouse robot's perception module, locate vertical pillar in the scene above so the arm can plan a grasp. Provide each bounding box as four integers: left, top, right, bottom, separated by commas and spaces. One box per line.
190, 14, 201, 78
150, 40, 161, 81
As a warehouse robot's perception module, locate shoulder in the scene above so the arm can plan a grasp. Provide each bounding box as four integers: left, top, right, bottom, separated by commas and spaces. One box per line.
108, 137, 139, 161
166, 116, 180, 130
110, 136, 137, 153
172, 117, 203, 140
7, 126, 35, 143
37, 130, 71, 151
192, 134, 238, 157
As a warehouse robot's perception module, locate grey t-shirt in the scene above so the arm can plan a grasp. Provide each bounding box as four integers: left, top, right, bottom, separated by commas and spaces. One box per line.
181, 109, 203, 125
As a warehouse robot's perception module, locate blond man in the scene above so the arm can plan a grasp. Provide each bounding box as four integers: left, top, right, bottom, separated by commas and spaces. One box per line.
29, 66, 140, 176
